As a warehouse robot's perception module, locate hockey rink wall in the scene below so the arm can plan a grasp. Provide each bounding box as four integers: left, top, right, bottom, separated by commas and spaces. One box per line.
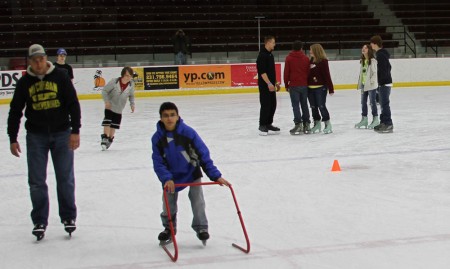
1, 58, 450, 104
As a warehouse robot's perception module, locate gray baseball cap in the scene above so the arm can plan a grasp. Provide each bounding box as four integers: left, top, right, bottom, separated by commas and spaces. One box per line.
28, 44, 47, 58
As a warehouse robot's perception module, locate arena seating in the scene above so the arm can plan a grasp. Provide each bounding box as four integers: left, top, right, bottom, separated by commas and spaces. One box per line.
1, 0, 395, 58
384, 0, 450, 49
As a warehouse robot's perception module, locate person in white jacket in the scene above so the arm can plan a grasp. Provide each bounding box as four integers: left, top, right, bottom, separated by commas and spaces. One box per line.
355, 44, 379, 129
100, 66, 135, 150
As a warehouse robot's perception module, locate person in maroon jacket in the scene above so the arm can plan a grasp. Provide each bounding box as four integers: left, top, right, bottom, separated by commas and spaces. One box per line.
284, 40, 311, 135
307, 43, 334, 134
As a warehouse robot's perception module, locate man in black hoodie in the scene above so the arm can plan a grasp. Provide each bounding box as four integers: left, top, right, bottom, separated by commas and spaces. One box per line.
370, 35, 394, 133
7, 44, 81, 241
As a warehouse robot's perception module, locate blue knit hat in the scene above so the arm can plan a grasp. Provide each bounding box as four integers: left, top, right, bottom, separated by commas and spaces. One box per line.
57, 48, 67, 55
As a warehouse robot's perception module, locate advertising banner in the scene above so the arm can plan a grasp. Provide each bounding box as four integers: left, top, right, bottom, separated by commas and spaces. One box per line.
133, 67, 145, 91
230, 63, 282, 87
0, 70, 25, 99
231, 64, 258, 87
144, 66, 179, 90
178, 65, 231, 88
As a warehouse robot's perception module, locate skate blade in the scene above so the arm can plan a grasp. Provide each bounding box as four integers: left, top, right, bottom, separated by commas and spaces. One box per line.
202, 240, 207, 246
268, 130, 280, 135
33, 233, 45, 241
65, 227, 76, 235
101, 144, 107, 151
159, 239, 173, 246
259, 132, 268, 136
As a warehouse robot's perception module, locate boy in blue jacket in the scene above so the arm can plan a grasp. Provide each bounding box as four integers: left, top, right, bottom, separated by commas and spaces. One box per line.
151, 102, 230, 244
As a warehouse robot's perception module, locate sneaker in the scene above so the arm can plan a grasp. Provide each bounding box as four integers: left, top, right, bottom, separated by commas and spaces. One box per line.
267, 125, 280, 132
158, 228, 175, 241
374, 123, 393, 133
289, 123, 303, 135
197, 229, 210, 241
259, 125, 268, 136
62, 219, 76, 235
32, 223, 46, 241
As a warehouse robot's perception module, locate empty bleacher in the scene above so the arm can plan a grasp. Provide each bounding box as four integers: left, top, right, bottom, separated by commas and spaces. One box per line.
384, 0, 450, 49
0, 0, 395, 58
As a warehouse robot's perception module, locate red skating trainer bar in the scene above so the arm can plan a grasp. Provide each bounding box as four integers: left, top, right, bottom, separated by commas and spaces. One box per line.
161, 181, 250, 262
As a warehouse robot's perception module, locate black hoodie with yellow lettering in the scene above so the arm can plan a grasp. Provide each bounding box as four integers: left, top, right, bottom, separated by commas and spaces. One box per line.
7, 61, 81, 143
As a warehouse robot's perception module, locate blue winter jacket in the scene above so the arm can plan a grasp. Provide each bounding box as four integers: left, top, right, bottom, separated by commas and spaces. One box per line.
151, 118, 222, 192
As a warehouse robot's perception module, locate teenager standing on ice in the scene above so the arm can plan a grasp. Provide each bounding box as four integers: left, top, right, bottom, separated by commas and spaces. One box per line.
307, 43, 334, 134
152, 102, 230, 245
100, 66, 135, 150
370, 35, 394, 133
355, 43, 379, 129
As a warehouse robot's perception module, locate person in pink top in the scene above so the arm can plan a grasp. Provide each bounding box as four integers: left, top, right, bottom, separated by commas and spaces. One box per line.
284, 40, 311, 135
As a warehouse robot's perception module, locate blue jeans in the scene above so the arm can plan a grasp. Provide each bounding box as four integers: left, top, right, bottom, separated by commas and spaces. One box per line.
308, 86, 330, 122
174, 52, 187, 65
160, 179, 208, 232
361, 89, 378, 117
377, 85, 393, 125
289, 86, 310, 124
26, 130, 76, 225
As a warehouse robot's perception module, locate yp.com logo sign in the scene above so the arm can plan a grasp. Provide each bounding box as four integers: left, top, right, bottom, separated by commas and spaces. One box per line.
183, 72, 225, 83
179, 65, 231, 88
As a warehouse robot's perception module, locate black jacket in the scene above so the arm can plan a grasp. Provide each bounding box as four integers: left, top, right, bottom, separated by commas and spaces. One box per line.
7, 62, 81, 143
376, 48, 392, 85
256, 47, 276, 86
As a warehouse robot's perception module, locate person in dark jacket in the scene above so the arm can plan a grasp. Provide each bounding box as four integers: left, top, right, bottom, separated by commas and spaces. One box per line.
370, 35, 394, 133
307, 43, 335, 134
152, 102, 230, 244
257, 35, 281, 136
284, 40, 311, 134
53, 48, 74, 82
7, 44, 81, 241
172, 29, 191, 65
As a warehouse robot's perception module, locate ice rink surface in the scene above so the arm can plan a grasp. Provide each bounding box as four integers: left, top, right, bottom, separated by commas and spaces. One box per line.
1, 86, 450, 269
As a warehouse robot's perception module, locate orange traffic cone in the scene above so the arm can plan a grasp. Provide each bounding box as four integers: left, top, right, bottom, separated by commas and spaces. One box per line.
331, 160, 341, 172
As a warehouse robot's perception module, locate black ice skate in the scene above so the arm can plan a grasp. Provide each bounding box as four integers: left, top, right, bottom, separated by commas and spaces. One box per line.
32, 224, 46, 241
374, 123, 394, 133
258, 125, 268, 136
197, 229, 209, 246
267, 125, 281, 135
62, 219, 76, 236
158, 228, 174, 246
101, 134, 109, 150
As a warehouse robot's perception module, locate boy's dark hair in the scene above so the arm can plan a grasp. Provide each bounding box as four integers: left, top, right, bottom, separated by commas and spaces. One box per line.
121, 66, 134, 78
292, 40, 303, 51
159, 102, 179, 117
370, 35, 383, 47
264, 35, 275, 44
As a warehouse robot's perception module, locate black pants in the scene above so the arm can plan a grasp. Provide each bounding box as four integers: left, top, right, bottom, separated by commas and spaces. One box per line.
258, 85, 277, 126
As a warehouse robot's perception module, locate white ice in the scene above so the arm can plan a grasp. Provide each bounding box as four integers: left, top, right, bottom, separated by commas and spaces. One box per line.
1, 86, 450, 269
